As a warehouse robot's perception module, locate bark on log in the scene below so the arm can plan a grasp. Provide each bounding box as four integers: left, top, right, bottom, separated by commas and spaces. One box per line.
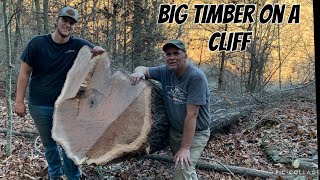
147, 80, 170, 153
53, 46, 152, 165
210, 105, 255, 133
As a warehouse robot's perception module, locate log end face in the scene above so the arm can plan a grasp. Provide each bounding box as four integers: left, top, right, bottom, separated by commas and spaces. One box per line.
85, 85, 152, 165
53, 47, 153, 165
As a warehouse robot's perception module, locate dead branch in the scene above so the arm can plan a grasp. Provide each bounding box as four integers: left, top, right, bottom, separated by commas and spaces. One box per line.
200, 157, 239, 180
261, 81, 315, 101
144, 154, 279, 178
0, 128, 37, 138
241, 117, 282, 134
292, 159, 318, 170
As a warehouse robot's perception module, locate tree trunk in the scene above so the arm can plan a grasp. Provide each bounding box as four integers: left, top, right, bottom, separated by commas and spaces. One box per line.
278, 24, 282, 89
218, 24, 227, 91
175, 0, 191, 39
142, 0, 161, 67
34, 0, 42, 34
123, 0, 127, 66
43, 0, 49, 33
132, 0, 143, 69
106, 0, 110, 51
12, 0, 23, 64
91, 0, 98, 44
3, 0, 14, 156
111, 0, 117, 58
241, 23, 252, 94
247, 1, 259, 92
80, 0, 88, 37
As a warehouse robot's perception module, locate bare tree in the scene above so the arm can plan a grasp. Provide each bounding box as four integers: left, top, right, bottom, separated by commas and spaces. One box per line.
43, 0, 49, 33
277, 24, 281, 89
123, 0, 127, 66
12, 0, 23, 64
111, 0, 118, 58
34, 0, 42, 34
218, 24, 227, 91
2, 0, 14, 156
132, 0, 143, 69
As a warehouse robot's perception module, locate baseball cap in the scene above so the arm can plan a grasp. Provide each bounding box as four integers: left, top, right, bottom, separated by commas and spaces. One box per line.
162, 39, 186, 52
59, 6, 79, 22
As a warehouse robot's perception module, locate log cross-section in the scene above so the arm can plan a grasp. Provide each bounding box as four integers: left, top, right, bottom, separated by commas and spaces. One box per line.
52, 46, 152, 165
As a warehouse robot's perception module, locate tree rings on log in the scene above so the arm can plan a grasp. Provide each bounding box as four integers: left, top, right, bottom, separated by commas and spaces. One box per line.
52, 46, 152, 165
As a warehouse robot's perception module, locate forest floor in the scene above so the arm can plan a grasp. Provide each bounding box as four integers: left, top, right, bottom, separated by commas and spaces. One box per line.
0, 87, 317, 180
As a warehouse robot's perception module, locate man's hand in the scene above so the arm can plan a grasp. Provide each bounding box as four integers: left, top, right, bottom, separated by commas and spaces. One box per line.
14, 101, 27, 117
91, 46, 105, 57
130, 72, 145, 85
174, 147, 191, 169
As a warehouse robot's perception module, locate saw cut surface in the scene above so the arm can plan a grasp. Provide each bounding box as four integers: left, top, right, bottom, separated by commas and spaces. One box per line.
52, 46, 152, 165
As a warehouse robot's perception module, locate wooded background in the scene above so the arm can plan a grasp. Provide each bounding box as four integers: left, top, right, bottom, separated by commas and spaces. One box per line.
0, 0, 316, 179
0, 0, 315, 95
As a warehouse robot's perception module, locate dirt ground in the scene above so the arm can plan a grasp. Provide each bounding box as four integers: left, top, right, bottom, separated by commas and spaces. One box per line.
0, 88, 317, 180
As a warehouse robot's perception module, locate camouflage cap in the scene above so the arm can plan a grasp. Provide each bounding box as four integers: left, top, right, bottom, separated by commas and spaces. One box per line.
162, 39, 186, 52
59, 6, 79, 22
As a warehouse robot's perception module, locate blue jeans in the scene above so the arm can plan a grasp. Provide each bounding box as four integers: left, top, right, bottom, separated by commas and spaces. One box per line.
28, 104, 81, 180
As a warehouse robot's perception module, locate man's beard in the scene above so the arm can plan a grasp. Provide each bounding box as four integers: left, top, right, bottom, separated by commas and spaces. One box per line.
57, 28, 70, 38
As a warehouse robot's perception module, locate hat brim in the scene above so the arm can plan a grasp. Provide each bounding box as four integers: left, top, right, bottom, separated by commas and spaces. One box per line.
163, 43, 184, 51
59, 16, 78, 22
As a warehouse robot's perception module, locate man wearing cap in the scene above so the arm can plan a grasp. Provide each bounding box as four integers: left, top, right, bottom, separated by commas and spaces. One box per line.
130, 39, 211, 179
14, 6, 105, 180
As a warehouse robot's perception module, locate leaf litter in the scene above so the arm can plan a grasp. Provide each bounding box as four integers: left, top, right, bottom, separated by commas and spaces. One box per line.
0, 90, 317, 180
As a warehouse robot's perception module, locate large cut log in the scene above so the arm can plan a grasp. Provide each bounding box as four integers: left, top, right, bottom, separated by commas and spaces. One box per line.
52, 46, 257, 165
52, 46, 152, 165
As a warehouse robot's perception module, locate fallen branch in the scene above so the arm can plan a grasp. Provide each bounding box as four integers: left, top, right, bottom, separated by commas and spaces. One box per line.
144, 154, 279, 179
292, 159, 318, 170
20, 130, 38, 134
261, 135, 293, 164
34, 136, 42, 154
241, 117, 282, 134
0, 128, 37, 138
200, 157, 239, 180
261, 81, 315, 101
